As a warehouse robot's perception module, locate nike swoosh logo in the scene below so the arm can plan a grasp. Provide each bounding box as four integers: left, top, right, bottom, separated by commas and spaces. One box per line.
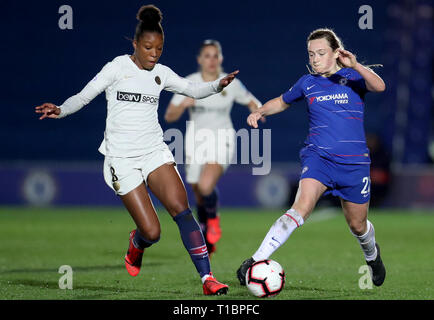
307, 85, 315, 90
271, 237, 281, 245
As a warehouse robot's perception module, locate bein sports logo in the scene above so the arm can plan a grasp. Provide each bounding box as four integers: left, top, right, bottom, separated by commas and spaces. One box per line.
309, 93, 349, 105
117, 91, 159, 105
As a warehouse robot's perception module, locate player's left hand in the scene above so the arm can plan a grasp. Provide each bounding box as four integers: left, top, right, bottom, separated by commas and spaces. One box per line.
247, 111, 263, 128
35, 103, 61, 120
218, 70, 239, 90
337, 49, 358, 69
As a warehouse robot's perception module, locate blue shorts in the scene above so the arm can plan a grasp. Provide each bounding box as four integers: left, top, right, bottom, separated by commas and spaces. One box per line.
300, 148, 371, 204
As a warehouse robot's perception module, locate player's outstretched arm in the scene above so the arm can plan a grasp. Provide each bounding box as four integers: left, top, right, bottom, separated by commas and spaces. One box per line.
246, 98, 266, 124
35, 60, 118, 120
217, 70, 239, 91
35, 103, 61, 120
165, 69, 240, 100
247, 95, 289, 128
337, 49, 386, 92
35, 86, 98, 120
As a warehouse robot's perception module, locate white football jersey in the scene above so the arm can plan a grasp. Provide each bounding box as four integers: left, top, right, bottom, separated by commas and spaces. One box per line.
170, 72, 255, 132
57, 55, 221, 157
169, 72, 259, 167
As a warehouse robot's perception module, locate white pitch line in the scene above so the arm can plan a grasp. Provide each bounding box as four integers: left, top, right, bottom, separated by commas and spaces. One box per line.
306, 208, 340, 223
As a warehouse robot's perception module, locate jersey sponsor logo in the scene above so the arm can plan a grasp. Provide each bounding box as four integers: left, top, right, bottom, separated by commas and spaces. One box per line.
117, 91, 141, 102
191, 106, 205, 112
116, 91, 159, 105
309, 93, 349, 105
271, 236, 281, 245
308, 97, 316, 105
339, 77, 348, 86
141, 95, 159, 104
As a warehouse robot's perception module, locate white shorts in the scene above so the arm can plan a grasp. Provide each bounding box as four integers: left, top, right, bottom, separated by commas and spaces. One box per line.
103, 145, 175, 195
184, 130, 235, 184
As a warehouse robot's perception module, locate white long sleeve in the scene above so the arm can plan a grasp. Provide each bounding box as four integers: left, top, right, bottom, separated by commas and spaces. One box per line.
57, 60, 118, 118
169, 72, 259, 133
163, 67, 222, 99
55, 54, 229, 158
57, 83, 101, 118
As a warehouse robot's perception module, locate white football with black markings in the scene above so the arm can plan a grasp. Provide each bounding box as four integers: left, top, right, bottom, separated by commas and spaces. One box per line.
246, 259, 285, 298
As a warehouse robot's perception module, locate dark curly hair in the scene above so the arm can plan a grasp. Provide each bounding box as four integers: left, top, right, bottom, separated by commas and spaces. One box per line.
134, 5, 164, 41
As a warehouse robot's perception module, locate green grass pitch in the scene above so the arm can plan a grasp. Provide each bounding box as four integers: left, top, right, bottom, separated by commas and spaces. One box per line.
0, 206, 433, 300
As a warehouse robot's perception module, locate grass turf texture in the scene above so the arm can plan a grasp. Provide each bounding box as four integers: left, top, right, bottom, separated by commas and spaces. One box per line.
0, 207, 433, 300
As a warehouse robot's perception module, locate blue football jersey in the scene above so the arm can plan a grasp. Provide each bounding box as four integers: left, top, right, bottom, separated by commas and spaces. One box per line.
282, 68, 371, 164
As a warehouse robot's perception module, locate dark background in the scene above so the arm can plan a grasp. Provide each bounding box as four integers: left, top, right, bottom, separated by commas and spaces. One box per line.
3, 0, 412, 163
1, 0, 432, 209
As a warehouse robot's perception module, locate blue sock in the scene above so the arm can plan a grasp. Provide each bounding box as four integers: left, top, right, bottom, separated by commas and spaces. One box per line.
197, 204, 207, 232
202, 189, 218, 219
133, 229, 159, 250
173, 208, 211, 278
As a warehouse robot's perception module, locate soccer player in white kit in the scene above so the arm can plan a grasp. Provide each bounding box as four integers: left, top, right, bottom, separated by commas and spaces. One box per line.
165, 40, 262, 255
34, 5, 239, 295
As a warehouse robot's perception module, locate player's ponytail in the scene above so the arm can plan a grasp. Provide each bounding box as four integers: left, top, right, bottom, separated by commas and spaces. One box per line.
134, 4, 164, 40
306, 28, 382, 74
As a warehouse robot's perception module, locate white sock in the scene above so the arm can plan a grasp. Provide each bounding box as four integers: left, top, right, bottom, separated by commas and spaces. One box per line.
351, 220, 377, 261
252, 209, 304, 261
201, 274, 211, 284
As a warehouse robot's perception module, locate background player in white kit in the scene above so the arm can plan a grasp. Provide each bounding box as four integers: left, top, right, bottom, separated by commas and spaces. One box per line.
165, 40, 263, 255
34, 5, 240, 295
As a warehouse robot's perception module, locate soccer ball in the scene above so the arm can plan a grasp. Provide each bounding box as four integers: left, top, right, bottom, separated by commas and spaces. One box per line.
246, 259, 285, 298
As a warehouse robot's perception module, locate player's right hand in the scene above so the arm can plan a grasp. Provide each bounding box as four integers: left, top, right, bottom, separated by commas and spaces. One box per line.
180, 97, 195, 109
247, 111, 263, 128
35, 103, 61, 120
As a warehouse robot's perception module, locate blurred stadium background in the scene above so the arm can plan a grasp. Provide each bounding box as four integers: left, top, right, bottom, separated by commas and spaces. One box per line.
0, 0, 433, 301
2, 0, 432, 209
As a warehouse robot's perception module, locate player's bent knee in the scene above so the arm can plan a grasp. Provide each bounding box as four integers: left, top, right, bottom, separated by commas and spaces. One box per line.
139, 226, 161, 243
168, 202, 190, 217
146, 229, 161, 242
348, 220, 366, 236
291, 202, 313, 219
197, 184, 214, 197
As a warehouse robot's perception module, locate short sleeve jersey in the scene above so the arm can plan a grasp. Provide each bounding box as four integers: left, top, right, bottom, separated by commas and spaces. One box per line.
282, 68, 370, 164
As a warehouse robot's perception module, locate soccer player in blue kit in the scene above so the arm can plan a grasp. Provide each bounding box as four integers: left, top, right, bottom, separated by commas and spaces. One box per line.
237, 28, 386, 287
